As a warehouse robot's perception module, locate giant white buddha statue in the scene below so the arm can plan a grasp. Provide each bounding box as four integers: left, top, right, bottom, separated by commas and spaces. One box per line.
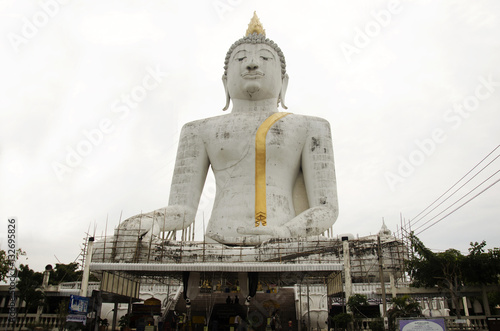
119, 13, 339, 246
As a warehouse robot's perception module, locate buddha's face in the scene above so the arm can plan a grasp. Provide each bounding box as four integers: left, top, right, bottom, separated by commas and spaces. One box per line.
226, 43, 282, 101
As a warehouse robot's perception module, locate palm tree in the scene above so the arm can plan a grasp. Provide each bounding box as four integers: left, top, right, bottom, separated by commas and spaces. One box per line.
387, 296, 421, 331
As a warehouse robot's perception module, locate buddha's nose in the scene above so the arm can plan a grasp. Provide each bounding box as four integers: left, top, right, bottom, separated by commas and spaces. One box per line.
246, 58, 259, 71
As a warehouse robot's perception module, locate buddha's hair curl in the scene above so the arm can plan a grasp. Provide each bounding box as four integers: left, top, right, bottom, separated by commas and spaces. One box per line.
223, 33, 286, 79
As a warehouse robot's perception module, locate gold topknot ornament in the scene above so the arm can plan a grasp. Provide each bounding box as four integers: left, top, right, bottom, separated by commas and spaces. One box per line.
245, 11, 266, 36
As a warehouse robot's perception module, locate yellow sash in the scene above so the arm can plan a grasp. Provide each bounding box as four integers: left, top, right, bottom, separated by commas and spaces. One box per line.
255, 112, 291, 226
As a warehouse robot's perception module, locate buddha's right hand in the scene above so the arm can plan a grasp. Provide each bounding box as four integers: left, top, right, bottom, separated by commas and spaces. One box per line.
118, 205, 196, 238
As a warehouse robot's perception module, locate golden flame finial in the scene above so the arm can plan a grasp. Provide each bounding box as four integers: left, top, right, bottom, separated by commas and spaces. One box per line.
245, 11, 266, 36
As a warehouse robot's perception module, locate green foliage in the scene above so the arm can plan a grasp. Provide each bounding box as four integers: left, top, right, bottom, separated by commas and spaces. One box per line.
331, 313, 352, 330
0, 250, 9, 281
388, 296, 421, 316
407, 236, 500, 289
406, 235, 465, 289
369, 319, 385, 331
16, 264, 45, 328
17, 264, 44, 289
99, 318, 109, 327
49, 262, 83, 284
387, 296, 421, 331
56, 299, 69, 331
347, 294, 369, 317
17, 264, 45, 312
0, 249, 25, 281
118, 314, 131, 328
462, 241, 500, 285
48, 262, 98, 284
488, 289, 500, 314
406, 235, 500, 317
1, 254, 89, 285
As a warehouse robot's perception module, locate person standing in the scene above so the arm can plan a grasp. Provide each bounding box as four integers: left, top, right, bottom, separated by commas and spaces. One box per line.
235, 315, 242, 331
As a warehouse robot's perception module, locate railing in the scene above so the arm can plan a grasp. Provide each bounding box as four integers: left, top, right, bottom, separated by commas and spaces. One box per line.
444, 316, 489, 331
58, 282, 100, 290
350, 316, 493, 331
161, 286, 183, 320
352, 318, 381, 330
0, 313, 63, 331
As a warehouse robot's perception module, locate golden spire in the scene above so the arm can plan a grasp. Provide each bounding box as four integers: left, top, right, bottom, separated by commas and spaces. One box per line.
245, 11, 266, 36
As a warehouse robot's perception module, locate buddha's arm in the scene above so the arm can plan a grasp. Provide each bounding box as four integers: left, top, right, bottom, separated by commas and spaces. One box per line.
162, 121, 210, 229
285, 117, 339, 237
118, 121, 209, 235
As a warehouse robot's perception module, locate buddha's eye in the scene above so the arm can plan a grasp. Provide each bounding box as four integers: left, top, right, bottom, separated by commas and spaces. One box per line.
260, 56, 269, 61
237, 57, 246, 62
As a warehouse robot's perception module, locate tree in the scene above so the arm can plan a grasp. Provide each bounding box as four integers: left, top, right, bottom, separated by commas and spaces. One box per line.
0, 250, 10, 281
56, 299, 69, 331
463, 241, 500, 315
407, 235, 464, 316
406, 235, 500, 317
488, 291, 500, 315
463, 241, 500, 285
331, 313, 352, 330
50, 262, 83, 284
118, 314, 131, 331
46, 262, 98, 285
0, 248, 25, 281
369, 319, 385, 331
16, 264, 45, 328
387, 296, 421, 331
347, 294, 369, 317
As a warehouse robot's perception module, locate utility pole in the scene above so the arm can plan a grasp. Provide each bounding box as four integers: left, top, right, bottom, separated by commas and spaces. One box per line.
377, 235, 387, 319
306, 282, 312, 331
299, 284, 302, 331
80, 237, 95, 297
342, 237, 352, 312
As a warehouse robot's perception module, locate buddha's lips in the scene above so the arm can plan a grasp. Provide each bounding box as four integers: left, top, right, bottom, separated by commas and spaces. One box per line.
242, 72, 264, 78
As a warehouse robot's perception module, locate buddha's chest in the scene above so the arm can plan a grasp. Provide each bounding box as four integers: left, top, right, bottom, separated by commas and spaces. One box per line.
202, 115, 307, 170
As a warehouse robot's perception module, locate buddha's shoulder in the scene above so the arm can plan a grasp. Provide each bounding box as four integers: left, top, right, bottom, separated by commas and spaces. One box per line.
287, 113, 330, 122
180, 114, 228, 129
181, 112, 331, 130
286, 113, 332, 131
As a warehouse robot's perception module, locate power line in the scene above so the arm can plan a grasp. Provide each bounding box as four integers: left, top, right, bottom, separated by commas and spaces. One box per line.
409, 144, 500, 227
413, 169, 500, 233
410, 156, 500, 230
415, 177, 500, 235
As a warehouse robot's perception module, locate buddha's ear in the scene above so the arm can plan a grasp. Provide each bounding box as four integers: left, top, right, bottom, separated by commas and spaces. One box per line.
279, 73, 289, 109
222, 75, 230, 111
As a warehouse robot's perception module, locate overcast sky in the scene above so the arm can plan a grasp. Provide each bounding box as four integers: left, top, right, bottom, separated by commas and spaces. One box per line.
1, 0, 499, 272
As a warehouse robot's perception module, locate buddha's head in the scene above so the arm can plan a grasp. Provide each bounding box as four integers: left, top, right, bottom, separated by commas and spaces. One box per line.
222, 12, 288, 110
